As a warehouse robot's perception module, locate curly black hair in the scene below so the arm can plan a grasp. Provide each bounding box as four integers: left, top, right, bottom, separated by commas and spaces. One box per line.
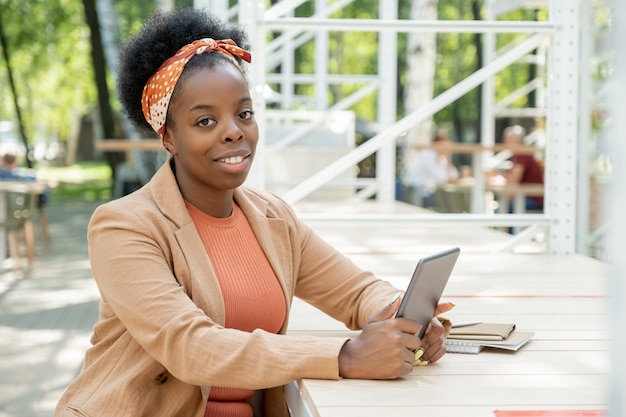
117, 8, 250, 133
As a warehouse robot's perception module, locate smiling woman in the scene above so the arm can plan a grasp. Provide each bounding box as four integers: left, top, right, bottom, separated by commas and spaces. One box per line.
52, 8, 453, 417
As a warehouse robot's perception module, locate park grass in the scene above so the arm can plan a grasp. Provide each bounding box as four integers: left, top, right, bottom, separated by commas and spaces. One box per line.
37, 161, 113, 202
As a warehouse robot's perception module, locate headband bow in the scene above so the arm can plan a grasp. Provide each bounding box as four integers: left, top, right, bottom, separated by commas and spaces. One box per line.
141, 38, 252, 140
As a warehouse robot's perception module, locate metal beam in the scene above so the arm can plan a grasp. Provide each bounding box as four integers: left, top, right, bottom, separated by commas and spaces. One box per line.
297, 213, 550, 227
264, 18, 556, 33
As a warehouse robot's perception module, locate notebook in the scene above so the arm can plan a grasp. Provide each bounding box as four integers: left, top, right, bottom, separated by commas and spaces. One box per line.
449, 322, 516, 341
447, 322, 534, 354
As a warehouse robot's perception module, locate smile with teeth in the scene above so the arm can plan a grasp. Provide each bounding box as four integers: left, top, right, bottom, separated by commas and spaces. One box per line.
219, 156, 246, 164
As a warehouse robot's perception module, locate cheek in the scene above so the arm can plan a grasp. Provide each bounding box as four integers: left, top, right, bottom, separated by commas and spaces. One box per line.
247, 123, 260, 144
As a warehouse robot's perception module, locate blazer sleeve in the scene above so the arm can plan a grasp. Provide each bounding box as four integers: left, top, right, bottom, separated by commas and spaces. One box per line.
292, 218, 401, 330
241, 188, 402, 331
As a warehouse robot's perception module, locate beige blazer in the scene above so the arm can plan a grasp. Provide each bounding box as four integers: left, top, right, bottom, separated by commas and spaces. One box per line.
55, 160, 399, 417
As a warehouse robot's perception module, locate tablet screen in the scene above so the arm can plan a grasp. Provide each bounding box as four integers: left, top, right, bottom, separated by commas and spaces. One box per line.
395, 247, 460, 339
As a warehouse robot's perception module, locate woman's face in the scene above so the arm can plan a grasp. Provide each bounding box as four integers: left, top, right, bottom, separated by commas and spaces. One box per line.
163, 62, 258, 197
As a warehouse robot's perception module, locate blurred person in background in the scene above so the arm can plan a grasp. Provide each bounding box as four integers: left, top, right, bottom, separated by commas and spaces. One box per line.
402, 127, 459, 209
501, 124, 544, 213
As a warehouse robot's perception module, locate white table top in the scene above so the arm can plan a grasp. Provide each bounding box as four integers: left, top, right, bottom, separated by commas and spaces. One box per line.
287, 205, 609, 417
0, 179, 47, 193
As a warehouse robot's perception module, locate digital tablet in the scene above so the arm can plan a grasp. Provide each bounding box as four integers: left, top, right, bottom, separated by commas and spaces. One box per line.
396, 247, 460, 339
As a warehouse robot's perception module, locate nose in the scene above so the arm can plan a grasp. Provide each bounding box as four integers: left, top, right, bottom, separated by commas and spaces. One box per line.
223, 119, 243, 143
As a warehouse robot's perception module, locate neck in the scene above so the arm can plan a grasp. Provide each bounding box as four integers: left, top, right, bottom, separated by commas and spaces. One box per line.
171, 160, 235, 218
184, 191, 234, 218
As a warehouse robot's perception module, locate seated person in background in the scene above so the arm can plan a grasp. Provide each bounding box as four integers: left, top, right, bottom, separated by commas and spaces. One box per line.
501, 125, 544, 212
0, 153, 22, 179
0, 152, 51, 247
402, 127, 459, 209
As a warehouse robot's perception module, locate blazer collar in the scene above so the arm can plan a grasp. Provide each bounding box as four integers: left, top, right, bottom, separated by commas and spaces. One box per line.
148, 158, 294, 331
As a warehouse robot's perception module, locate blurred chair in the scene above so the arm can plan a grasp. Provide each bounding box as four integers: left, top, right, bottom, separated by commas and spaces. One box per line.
3, 191, 37, 273
435, 184, 471, 213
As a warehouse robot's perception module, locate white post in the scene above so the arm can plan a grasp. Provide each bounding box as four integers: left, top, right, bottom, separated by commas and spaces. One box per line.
477, 0, 497, 214
576, 0, 592, 255
609, 3, 625, 416
315, 0, 329, 110
281, 16, 296, 110
376, 0, 398, 202
239, 0, 267, 189
545, 0, 580, 254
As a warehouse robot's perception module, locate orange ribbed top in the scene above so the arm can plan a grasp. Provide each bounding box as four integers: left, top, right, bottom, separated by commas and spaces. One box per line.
185, 201, 286, 417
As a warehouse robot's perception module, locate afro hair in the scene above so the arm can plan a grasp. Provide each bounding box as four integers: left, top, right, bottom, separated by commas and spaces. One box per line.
117, 8, 250, 132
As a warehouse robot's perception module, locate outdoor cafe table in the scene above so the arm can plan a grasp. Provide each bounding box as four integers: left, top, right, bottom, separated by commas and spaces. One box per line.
285, 209, 609, 417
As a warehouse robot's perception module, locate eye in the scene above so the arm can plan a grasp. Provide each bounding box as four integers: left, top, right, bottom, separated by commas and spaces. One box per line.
239, 109, 255, 120
197, 117, 216, 127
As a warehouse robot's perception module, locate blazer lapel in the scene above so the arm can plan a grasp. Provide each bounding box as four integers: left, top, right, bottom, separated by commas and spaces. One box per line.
147, 161, 294, 329
149, 160, 226, 325
174, 224, 226, 325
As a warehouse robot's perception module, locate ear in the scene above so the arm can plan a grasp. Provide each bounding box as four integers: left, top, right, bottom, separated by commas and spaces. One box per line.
162, 128, 177, 155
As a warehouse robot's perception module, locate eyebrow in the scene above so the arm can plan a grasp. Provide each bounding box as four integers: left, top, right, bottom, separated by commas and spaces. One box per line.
189, 96, 252, 112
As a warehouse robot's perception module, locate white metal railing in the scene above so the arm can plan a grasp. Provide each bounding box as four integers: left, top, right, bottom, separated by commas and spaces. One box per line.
240, 0, 584, 255
280, 33, 549, 204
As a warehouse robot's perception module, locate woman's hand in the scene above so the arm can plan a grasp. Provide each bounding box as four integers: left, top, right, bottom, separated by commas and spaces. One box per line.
414, 301, 454, 365
338, 298, 454, 379
338, 296, 421, 379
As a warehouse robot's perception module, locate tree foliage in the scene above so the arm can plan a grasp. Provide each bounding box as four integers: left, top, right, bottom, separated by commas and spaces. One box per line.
0, 0, 95, 149
0, 0, 545, 167
0, 0, 156, 160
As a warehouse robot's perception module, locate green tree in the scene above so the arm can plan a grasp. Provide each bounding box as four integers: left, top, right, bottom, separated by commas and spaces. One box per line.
0, 0, 156, 167
430, 0, 484, 144
0, 0, 97, 167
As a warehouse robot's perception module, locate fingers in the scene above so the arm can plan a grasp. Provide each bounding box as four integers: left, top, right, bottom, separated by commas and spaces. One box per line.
367, 291, 403, 324
412, 339, 446, 366
346, 295, 452, 378
434, 301, 455, 316
416, 317, 448, 365
339, 316, 422, 379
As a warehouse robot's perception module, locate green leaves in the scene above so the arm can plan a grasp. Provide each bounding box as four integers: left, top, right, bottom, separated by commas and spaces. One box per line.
0, 0, 95, 146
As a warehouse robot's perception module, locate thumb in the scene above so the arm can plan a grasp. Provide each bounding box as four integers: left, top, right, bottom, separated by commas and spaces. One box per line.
434, 301, 455, 316
367, 291, 403, 324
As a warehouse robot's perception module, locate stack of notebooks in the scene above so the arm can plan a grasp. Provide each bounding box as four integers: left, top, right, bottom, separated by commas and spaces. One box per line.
447, 322, 534, 354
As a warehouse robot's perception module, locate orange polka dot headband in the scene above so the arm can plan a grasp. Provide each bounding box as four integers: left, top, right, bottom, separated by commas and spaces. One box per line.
141, 38, 252, 140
